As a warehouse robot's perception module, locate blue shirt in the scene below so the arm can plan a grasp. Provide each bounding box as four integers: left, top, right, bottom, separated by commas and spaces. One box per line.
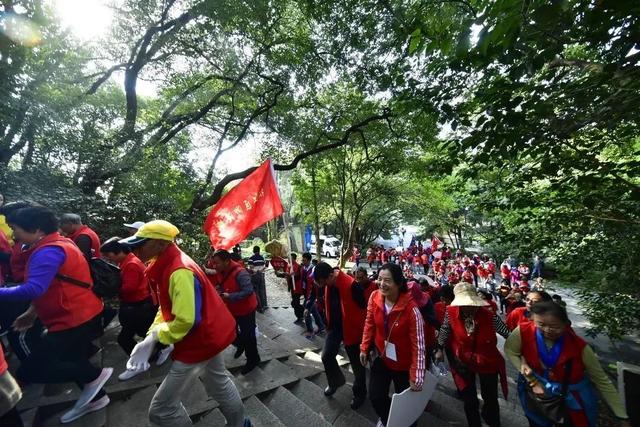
0, 246, 65, 301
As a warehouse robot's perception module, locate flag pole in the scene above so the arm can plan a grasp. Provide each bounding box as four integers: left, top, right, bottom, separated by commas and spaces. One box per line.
273, 163, 295, 270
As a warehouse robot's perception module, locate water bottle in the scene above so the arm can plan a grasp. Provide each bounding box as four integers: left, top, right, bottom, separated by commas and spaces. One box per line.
434, 360, 449, 377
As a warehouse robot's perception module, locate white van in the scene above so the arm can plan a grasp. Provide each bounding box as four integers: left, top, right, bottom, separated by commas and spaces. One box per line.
310, 236, 341, 258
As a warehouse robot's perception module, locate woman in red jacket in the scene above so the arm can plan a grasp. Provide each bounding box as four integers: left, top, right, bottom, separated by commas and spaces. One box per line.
360, 263, 426, 427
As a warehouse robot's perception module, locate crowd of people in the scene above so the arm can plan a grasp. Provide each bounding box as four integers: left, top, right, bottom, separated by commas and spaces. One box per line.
0, 196, 633, 427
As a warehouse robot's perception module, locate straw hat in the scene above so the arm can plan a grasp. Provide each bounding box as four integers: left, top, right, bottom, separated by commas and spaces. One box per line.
450, 282, 487, 307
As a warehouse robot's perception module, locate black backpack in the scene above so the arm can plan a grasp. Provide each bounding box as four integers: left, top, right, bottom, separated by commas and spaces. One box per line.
56, 258, 122, 299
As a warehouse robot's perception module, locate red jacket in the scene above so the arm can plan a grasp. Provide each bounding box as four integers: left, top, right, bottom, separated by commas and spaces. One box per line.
506, 306, 530, 331
29, 233, 103, 332
361, 290, 426, 386
119, 253, 151, 303
446, 305, 508, 397
211, 261, 258, 316
324, 270, 366, 345
68, 225, 101, 258
520, 321, 591, 427
146, 243, 236, 363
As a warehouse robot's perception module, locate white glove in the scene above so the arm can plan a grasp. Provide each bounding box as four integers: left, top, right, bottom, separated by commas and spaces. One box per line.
126, 329, 159, 372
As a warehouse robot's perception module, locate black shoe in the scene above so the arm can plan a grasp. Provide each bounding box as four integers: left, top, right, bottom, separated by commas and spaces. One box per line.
241, 361, 259, 375
293, 318, 304, 325
324, 386, 338, 396
234, 347, 245, 359
350, 396, 366, 409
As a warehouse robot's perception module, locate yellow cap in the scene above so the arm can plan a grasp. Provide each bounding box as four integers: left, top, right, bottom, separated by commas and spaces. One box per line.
135, 220, 179, 241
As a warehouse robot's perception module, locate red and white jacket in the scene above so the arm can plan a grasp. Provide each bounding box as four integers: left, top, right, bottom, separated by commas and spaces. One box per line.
361, 290, 426, 387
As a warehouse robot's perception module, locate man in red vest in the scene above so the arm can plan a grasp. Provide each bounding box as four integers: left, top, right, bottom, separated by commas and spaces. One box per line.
119, 221, 249, 427
59, 213, 101, 260
314, 262, 369, 410
209, 249, 261, 375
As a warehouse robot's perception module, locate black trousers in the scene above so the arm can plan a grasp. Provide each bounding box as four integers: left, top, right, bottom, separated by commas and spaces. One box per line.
291, 292, 304, 320
0, 300, 43, 361
252, 273, 267, 311
458, 372, 501, 427
0, 407, 23, 427
17, 314, 105, 400
233, 311, 260, 365
369, 361, 416, 426
321, 329, 366, 399
117, 299, 157, 355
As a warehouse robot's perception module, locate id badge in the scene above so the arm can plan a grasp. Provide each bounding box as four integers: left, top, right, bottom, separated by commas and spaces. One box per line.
384, 341, 397, 361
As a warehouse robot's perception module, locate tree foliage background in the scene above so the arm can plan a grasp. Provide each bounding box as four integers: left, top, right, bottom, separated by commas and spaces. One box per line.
0, 0, 638, 339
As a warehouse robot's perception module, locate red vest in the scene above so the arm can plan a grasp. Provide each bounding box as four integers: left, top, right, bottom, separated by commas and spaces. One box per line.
292, 261, 303, 294
324, 271, 366, 345
0, 344, 7, 375
69, 225, 101, 258
447, 305, 508, 397
211, 262, 258, 316
506, 306, 529, 331
520, 321, 590, 427
146, 243, 236, 363
9, 241, 34, 282
119, 253, 151, 303
29, 233, 103, 332
0, 231, 10, 285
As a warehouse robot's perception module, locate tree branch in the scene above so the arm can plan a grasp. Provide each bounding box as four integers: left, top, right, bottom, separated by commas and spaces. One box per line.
194, 109, 393, 210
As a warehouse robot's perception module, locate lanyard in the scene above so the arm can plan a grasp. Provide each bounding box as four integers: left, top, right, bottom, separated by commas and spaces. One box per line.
383, 301, 395, 335
536, 328, 564, 373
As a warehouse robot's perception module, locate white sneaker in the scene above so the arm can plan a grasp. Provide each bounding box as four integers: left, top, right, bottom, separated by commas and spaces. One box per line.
156, 344, 174, 366
376, 420, 385, 427
60, 395, 110, 423
118, 367, 148, 381
75, 367, 113, 409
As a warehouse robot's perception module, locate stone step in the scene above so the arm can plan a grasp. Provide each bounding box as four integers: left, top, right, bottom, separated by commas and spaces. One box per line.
308, 373, 378, 424
332, 410, 375, 427
287, 378, 348, 424
260, 358, 300, 386
40, 401, 107, 427
232, 359, 299, 399
282, 354, 325, 379
194, 408, 226, 426
260, 386, 331, 427
106, 384, 156, 426
243, 395, 286, 427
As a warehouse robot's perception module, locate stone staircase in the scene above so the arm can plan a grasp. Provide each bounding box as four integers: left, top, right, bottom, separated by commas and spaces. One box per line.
14, 306, 529, 426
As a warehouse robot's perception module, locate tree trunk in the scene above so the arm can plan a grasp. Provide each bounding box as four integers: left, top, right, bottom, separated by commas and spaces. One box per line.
310, 165, 322, 261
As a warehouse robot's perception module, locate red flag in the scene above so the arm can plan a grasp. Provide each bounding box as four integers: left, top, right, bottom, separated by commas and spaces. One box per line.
431, 234, 442, 252
204, 159, 283, 250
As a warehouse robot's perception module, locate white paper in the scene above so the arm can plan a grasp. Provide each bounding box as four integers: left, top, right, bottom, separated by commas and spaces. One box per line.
385, 341, 397, 361
387, 371, 439, 427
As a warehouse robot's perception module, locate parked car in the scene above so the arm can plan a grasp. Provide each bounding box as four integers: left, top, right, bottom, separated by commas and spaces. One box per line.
310, 236, 341, 258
